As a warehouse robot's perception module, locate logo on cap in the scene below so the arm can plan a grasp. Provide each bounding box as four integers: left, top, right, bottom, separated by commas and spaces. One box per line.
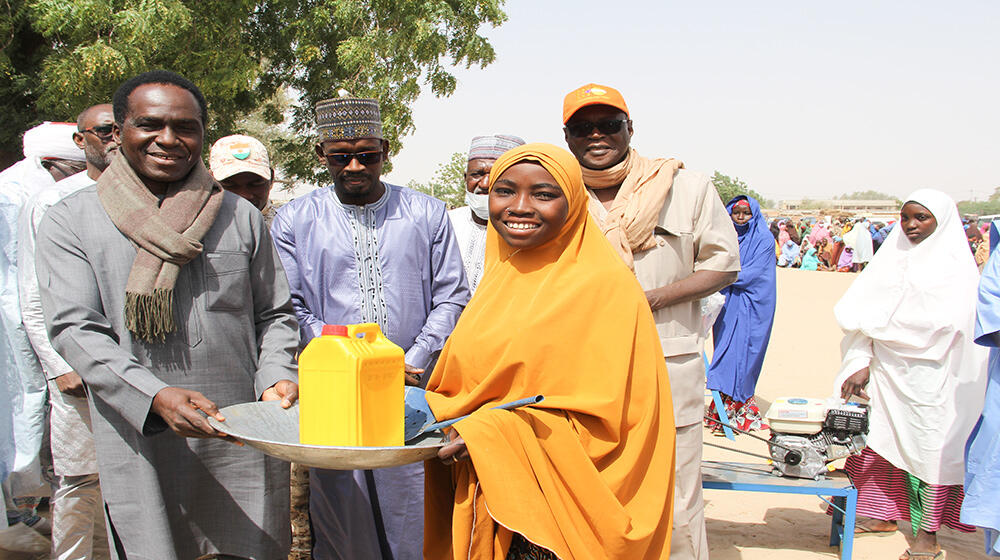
230, 143, 252, 160
585, 87, 607, 96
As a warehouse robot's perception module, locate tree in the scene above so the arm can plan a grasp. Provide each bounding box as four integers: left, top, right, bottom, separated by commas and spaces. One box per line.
956, 199, 1000, 216
1, 0, 507, 179
406, 151, 466, 208
711, 171, 773, 209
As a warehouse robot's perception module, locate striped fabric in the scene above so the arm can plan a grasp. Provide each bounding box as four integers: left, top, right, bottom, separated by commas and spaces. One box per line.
343, 191, 389, 330
845, 447, 975, 534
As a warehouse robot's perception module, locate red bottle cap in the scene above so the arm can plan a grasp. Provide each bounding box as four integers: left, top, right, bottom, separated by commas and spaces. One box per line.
321, 324, 348, 337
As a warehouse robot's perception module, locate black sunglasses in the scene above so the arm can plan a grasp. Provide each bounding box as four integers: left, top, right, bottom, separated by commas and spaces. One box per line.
81, 125, 114, 139
323, 151, 384, 166
564, 118, 629, 138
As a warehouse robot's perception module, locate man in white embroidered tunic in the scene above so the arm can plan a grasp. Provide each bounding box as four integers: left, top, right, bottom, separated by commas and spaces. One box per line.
447, 134, 524, 294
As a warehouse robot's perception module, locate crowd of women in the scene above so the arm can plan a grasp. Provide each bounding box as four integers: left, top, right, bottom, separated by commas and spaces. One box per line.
767, 212, 992, 274
704, 190, 1000, 559
769, 215, 882, 271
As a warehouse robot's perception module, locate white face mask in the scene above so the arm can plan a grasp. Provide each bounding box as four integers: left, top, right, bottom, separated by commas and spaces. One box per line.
465, 191, 490, 221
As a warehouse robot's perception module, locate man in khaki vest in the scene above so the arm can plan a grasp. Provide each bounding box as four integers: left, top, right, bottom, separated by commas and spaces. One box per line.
563, 83, 740, 560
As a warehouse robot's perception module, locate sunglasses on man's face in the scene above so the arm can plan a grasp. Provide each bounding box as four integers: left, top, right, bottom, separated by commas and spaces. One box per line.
81, 125, 114, 140
564, 119, 629, 138
322, 151, 384, 166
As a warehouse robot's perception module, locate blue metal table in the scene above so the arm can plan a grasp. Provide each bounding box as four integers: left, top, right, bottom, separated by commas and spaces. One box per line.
702, 461, 857, 560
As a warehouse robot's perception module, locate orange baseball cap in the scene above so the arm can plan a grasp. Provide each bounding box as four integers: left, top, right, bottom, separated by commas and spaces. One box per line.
562, 83, 629, 124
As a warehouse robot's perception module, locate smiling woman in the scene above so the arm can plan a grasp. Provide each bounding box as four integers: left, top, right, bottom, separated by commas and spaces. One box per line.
424, 143, 675, 559
488, 161, 569, 250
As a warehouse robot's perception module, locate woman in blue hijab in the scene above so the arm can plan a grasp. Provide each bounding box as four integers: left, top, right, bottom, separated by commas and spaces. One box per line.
705, 196, 778, 431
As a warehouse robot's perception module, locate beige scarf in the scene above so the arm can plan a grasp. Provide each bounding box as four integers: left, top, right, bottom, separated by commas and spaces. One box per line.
583, 148, 683, 269
97, 153, 224, 342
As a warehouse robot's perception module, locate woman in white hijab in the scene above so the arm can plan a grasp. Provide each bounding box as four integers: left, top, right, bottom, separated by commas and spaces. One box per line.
834, 189, 988, 560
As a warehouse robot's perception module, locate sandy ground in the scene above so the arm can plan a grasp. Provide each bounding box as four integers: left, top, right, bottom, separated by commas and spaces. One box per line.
703, 267, 987, 560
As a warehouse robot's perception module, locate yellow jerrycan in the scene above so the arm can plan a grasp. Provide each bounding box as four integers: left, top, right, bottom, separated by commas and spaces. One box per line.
298, 323, 405, 446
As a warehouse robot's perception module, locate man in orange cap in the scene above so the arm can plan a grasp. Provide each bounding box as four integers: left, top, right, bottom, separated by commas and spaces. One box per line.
563, 83, 740, 560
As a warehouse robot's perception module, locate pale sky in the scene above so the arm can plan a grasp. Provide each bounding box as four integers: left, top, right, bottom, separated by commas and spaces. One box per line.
384, 0, 999, 203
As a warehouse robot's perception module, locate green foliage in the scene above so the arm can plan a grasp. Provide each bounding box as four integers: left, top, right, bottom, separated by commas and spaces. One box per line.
945, 187, 1000, 217
711, 171, 773, 209
1, 0, 507, 181
406, 151, 467, 208
835, 190, 901, 205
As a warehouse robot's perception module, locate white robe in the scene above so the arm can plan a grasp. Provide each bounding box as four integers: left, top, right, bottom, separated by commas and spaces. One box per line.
852, 220, 874, 264
833, 189, 987, 485
0, 157, 55, 502
447, 206, 487, 295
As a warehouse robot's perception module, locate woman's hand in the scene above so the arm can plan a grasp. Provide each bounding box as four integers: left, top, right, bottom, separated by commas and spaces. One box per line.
437, 431, 469, 465
841, 367, 871, 400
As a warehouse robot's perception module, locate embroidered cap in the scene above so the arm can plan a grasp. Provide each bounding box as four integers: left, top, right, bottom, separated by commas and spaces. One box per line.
209, 134, 271, 181
468, 134, 526, 161
562, 83, 629, 124
316, 97, 383, 141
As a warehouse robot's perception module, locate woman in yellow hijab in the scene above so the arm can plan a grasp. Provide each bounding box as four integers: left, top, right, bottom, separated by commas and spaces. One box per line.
424, 143, 676, 559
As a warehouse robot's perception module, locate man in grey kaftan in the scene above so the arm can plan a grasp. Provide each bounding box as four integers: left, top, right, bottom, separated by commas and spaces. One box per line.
34, 71, 299, 560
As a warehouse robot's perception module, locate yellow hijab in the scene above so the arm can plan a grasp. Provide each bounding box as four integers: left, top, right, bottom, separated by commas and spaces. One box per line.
424, 143, 676, 559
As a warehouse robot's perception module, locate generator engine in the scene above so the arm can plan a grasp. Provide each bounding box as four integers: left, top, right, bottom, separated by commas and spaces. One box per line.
764, 398, 869, 480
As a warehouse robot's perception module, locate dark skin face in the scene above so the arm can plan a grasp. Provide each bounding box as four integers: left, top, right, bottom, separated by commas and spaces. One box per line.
112, 84, 204, 195
315, 138, 389, 205
489, 162, 570, 251
465, 158, 493, 195
730, 204, 752, 226
73, 104, 116, 179
220, 170, 273, 211
466, 158, 495, 226
899, 202, 938, 245
563, 104, 633, 171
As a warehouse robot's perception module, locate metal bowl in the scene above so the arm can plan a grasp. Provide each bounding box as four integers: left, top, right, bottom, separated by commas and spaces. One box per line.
207, 401, 446, 470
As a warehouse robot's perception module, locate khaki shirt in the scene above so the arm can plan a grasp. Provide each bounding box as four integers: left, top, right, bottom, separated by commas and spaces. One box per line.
590, 169, 740, 424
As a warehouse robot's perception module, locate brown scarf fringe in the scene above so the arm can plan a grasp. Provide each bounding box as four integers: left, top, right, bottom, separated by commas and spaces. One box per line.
124, 289, 177, 342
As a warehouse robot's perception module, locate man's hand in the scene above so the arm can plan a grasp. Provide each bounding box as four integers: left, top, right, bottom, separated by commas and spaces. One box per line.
261, 380, 298, 408
54, 371, 87, 398
151, 387, 234, 441
645, 288, 666, 311
841, 367, 871, 401
404, 363, 424, 387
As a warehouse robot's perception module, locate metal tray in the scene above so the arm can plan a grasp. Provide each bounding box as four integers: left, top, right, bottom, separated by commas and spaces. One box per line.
207, 401, 446, 470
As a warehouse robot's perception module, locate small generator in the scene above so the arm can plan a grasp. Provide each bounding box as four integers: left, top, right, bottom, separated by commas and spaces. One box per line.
763, 398, 869, 480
